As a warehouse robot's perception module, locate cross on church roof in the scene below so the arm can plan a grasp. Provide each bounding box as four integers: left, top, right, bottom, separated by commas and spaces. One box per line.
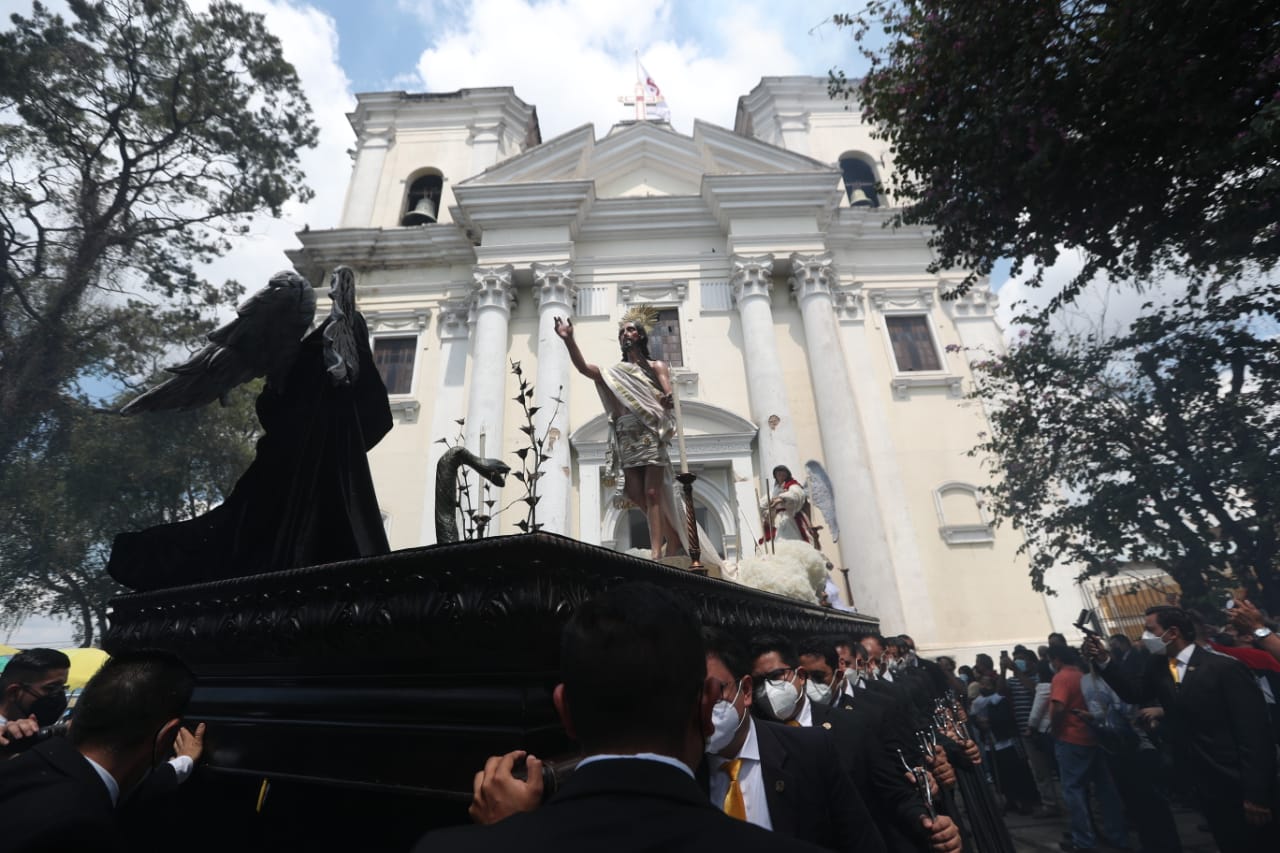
619, 81, 659, 122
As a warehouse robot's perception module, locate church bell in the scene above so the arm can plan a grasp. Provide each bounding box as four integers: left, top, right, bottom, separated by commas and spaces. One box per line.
849, 188, 875, 208
401, 194, 439, 226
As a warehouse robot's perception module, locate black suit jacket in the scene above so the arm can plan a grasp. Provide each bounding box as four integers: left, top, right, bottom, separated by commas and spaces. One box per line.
700, 720, 887, 853
0, 737, 122, 853
1100, 645, 1276, 803
809, 700, 928, 853
414, 757, 829, 853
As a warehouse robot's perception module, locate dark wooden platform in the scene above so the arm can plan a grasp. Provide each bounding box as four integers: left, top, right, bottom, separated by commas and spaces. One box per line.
104, 533, 877, 850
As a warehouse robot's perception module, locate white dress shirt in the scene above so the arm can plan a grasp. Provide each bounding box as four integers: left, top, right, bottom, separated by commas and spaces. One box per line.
706, 716, 772, 830
576, 752, 695, 778
1170, 643, 1195, 683
83, 754, 121, 807
794, 694, 814, 728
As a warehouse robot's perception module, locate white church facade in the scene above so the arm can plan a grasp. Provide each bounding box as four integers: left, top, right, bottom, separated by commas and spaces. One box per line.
288, 76, 1086, 657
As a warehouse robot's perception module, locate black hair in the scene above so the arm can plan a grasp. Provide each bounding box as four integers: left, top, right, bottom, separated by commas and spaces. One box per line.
1046, 644, 1082, 667
1048, 632, 1067, 645
1013, 647, 1037, 663
69, 650, 194, 751
617, 322, 665, 394
885, 636, 910, 655
796, 636, 838, 671
703, 627, 750, 682
560, 583, 704, 753
1146, 606, 1196, 642
1109, 633, 1132, 647
974, 653, 993, 669
748, 634, 798, 670
1036, 660, 1055, 682
772, 465, 793, 481
1, 648, 72, 689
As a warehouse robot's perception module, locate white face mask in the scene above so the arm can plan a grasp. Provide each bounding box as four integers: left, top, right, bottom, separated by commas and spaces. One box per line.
1140, 629, 1171, 655
706, 679, 747, 754
760, 675, 800, 721
804, 678, 832, 705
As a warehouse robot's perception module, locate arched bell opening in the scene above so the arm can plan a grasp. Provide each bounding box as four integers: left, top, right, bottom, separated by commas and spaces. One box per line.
401, 170, 444, 226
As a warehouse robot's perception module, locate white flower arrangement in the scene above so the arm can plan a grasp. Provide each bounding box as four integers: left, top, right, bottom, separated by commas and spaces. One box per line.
733, 540, 828, 604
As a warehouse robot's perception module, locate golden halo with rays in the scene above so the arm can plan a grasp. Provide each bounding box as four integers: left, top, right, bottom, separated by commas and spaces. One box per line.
619, 304, 660, 335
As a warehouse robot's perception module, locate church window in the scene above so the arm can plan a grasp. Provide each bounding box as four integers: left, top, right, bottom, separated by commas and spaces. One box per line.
645, 308, 684, 367
885, 315, 942, 372
401, 171, 443, 226
373, 337, 417, 394
839, 156, 879, 207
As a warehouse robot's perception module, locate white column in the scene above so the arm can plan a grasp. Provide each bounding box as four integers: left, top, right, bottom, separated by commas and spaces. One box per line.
731, 453, 764, 556
791, 252, 905, 630
532, 262, 576, 534
465, 265, 516, 510
340, 129, 393, 228
577, 462, 602, 544
732, 254, 800, 487
419, 303, 471, 545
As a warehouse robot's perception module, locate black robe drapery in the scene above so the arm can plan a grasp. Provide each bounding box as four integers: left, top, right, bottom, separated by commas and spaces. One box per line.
108, 316, 392, 591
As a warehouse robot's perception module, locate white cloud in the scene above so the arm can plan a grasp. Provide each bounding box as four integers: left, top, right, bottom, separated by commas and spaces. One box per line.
193, 0, 357, 294
406, 0, 834, 139
994, 249, 1195, 342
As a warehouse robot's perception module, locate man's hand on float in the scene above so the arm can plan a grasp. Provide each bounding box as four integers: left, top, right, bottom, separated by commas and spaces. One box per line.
921, 815, 962, 853
174, 722, 206, 762
0, 716, 39, 750
962, 738, 982, 766
1243, 800, 1272, 826
468, 750, 543, 825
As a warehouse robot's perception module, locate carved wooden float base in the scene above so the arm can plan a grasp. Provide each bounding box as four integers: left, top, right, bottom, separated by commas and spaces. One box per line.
104, 533, 877, 850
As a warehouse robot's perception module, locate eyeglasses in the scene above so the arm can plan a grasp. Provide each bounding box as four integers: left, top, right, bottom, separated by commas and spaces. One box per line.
22, 682, 67, 698
755, 667, 796, 682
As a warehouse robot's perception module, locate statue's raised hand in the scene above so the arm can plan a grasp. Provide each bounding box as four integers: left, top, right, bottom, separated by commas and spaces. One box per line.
554, 316, 574, 340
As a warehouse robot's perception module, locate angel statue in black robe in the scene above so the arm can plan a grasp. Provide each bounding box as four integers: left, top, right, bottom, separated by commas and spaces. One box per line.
108, 267, 392, 591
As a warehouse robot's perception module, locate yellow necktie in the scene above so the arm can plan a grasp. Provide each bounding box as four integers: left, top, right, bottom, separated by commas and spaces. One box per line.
720, 758, 747, 820
785, 719, 802, 727
1167, 657, 1180, 684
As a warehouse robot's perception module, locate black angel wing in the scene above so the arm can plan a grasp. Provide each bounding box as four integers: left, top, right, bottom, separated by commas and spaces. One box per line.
121, 270, 316, 414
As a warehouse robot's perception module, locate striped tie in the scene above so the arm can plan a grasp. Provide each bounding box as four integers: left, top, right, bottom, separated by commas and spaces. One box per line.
720, 758, 747, 820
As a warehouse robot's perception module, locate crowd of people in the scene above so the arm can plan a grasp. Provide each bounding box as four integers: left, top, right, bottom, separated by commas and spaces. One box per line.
2, 587, 1278, 853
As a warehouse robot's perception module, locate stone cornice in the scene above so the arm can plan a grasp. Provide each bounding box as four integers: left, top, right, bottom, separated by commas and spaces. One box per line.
347, 88, 540, 149
702, 172, 843, 232
286, 226, 477, 276
451, 180, 595, 241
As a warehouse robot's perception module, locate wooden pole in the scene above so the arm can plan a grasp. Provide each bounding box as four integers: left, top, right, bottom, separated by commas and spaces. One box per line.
676, 472, 705, 575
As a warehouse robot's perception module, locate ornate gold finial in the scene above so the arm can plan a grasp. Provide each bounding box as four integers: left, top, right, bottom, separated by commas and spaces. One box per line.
619, 303, 660, 334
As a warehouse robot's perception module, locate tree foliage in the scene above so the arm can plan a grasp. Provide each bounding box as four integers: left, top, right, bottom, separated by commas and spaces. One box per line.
833, 1, 1280, 302
0, 381, 260, 646
970, 288, 1280, 613
0, 0, 317, 642
0, 0, 318, 463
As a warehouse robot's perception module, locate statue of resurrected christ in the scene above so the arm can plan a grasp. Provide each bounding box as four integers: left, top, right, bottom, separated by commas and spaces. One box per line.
554, 306, 686, 559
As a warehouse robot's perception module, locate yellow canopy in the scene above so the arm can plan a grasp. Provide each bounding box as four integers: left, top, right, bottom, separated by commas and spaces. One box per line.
60, 648, 110, 690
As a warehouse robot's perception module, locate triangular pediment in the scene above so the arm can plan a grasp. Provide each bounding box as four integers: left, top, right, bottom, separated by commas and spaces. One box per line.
461, 119, 836, 199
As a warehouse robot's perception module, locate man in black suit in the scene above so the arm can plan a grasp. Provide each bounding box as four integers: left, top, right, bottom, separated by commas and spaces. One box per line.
0, 650, 196, 853
701, 627, 885, 852
748, 635, 961, 853
416, 584, 827, 853
1085, 605, 1276, 852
